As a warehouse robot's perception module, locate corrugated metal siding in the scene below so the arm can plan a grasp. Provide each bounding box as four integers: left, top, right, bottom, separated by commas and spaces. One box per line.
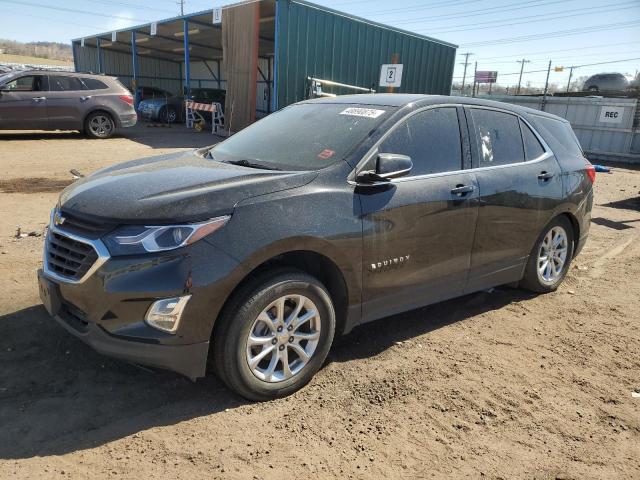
74, 43, 182, 94
275, 0, 456, 108
485, 95, 640, 163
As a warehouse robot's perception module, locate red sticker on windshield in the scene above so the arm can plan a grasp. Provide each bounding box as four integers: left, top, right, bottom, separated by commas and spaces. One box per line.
317, 149, 335, 160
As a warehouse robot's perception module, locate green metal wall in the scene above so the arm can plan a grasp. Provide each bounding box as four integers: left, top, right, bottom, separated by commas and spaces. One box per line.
275, 0, 457, 108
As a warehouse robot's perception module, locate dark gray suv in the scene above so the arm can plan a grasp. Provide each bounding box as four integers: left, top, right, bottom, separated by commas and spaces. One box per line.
38, 95, 594, 400
0, 70, 136, 138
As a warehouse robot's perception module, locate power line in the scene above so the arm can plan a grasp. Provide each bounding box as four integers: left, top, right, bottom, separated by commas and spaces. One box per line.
422, 2, 639, 35
472, 41, 640, 62
0, 0, 151, 23
461, 20, 640, 47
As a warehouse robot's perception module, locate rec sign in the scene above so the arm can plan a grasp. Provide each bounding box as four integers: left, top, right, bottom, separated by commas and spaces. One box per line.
475, 71, 498, 84
598, 106, 624, 124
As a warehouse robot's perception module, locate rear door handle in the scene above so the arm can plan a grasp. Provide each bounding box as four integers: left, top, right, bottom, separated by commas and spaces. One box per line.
80, 96, 92, 102
538, 171, 554, 180
451, 184, 475, 195
32, 96, 46, 102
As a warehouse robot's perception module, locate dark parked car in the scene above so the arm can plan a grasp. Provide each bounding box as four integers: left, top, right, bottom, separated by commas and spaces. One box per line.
38, 94, 594, 400
0, 70, 136, 138
583, 73, 630, 93
138, 87, 225, 124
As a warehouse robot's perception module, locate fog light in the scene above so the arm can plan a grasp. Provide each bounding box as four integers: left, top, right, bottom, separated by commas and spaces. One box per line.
145, 295, 192, 333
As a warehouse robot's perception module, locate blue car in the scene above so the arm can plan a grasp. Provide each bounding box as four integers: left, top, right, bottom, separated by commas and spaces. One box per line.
138, 88, 225, 124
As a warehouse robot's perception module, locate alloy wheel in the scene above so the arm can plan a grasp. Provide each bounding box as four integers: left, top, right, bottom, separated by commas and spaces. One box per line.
89, 115, 113, 137
537, 225, 568, 284
246, 294, 321, 383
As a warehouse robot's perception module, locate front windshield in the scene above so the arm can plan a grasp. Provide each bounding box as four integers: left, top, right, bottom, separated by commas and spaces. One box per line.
208, 103, 393, 170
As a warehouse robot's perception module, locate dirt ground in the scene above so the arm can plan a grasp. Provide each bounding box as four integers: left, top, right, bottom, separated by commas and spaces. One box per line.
0, 127, 638, 479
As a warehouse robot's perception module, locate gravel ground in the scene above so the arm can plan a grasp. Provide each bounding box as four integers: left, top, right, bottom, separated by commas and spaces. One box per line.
0, 128, 638, 479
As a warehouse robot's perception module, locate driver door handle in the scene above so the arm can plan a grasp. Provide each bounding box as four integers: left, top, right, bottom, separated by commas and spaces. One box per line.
80, 96, 92, 102
538, 171, 554, 180
451, 184, 475, 195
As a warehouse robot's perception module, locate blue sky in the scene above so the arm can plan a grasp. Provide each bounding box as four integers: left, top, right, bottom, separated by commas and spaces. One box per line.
1, 0, 639, 88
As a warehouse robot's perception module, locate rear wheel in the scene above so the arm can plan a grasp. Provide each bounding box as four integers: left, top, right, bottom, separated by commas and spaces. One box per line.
213, 271, 335, 401
521, 216, 574, 293
85, 111, 115, 139
160, 106, 177, 123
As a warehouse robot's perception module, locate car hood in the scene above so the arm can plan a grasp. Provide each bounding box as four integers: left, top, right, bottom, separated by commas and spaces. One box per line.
59, 150, 317, 223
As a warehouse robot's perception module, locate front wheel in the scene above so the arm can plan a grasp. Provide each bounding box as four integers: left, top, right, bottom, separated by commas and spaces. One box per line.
85, 111, 115, 139
520, 216, 574, 293
213, 271, 335, 401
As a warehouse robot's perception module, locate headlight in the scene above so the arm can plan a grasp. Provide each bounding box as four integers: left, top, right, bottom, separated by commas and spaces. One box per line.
103, 215, 229, 255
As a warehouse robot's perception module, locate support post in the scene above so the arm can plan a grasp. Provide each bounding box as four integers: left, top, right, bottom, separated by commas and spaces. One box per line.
472, 61, 477, 98
566, 66, 574, 93
97, 38, 103, 74
131, 31, 138, 104
386, 52, 400, 93
183, 19, 191, 98
541, 60, 552, 111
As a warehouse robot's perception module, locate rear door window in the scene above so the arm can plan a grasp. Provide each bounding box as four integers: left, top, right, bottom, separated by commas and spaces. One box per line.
520, 120, 546, 160
49, 75, 86, 92
469, 108, 525, 167
379, 107, 463, 176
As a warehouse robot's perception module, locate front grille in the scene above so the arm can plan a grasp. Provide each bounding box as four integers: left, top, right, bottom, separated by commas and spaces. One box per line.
58, 210, 115, 239
46, 231, 98, 281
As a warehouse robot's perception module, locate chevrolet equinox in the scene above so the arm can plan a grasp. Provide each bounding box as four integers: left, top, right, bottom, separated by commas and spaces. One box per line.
38, 94, 594, 400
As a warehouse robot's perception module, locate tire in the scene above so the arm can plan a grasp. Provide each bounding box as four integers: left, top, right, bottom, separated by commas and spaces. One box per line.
85, 111, 115, 139
160, 106, 177, 124
213, 270, 336, 401
520, 216, 574, 293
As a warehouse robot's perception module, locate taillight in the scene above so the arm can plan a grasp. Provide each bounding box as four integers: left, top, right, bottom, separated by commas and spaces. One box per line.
585, 162, 596, 184
118, 95, 134, 105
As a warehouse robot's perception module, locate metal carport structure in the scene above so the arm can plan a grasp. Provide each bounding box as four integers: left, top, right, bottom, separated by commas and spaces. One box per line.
72, 0, 457, 127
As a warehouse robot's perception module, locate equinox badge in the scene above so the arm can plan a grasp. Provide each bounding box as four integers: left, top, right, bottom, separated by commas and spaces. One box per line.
370, 255, 410, 271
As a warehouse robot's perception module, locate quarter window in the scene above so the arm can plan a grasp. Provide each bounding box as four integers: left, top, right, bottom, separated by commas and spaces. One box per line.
470, 109, 525, 167
379, 107, 462, 176
50, 75, 86, 92
81, 78, 108, 90
520, 120, 545, 160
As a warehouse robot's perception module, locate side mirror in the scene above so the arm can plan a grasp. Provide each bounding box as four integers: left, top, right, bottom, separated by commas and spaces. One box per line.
356, 153, 413, 184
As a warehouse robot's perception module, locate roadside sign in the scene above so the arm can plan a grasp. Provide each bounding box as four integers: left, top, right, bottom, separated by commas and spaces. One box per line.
379, 64, 403, 88
150, 22, 157, 36
598, 106, 624, 124
213, 7, 223, 24
554, 66, 564, 72
475, 71, 498, 83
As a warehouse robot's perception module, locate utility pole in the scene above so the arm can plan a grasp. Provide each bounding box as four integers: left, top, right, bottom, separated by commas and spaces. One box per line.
459, 52, 473, 96
542, 60, 552, 111
472, 61, 478, 98
177, 0, 185, 15
566, 66, 575, 93
516, 59, 530, 95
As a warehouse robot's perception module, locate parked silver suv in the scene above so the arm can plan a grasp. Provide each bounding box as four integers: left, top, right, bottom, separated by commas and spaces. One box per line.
0, 70, 136, 138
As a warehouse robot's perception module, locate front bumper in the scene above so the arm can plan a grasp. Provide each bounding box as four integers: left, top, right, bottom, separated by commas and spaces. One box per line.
38, 222, 245, 380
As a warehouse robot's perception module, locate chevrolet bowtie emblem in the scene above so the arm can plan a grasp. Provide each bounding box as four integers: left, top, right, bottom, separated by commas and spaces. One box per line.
54, 212, 66, 226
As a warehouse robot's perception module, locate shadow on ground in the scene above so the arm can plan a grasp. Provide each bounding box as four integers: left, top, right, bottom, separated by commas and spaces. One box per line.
0, 124, 222, 149
0, 287, 532, 460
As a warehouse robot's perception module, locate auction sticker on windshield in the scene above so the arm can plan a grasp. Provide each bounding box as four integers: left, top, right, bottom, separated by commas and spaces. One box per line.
339, 108, 385, 118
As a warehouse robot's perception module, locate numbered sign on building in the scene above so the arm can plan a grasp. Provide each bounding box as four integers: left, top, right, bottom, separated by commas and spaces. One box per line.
111, 31, 117, 42
213, 7, 223, 24
379, 64, 403, 88
150, 22, 157, 36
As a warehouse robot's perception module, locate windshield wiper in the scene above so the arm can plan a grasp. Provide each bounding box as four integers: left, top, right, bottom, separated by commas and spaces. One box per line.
224, 159, 281, 171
